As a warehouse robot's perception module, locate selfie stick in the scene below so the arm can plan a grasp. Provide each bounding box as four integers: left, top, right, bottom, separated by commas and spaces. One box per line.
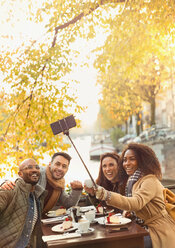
66, 131, 108, 214
65, 131, 97, 189
65, 130, 108, 213
50, 116, 97, 189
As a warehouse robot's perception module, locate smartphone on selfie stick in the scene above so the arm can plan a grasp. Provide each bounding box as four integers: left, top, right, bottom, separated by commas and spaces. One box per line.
50, 115, 97, 189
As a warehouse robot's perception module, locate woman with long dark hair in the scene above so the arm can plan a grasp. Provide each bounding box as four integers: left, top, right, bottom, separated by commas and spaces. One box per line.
94, 143, 175, 248
84, 152, 127, 211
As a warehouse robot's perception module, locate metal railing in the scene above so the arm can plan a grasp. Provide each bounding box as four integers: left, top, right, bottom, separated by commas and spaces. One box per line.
164, 184, 175, 190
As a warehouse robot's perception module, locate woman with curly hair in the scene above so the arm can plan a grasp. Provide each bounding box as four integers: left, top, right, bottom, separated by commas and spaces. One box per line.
84, 152, 127, 212
95, 143, 175, 248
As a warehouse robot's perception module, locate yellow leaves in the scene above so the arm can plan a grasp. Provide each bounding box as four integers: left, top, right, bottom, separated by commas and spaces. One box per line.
137, 120, 141, 126
0, 157, 18, 180
82, 191, 87, 196
0, 76, 82, 165
0, 2, 92, 169
11, 165, 19, 176
1, 0, 174, 166
94, 0, 175, 128
84, 8, 91, 16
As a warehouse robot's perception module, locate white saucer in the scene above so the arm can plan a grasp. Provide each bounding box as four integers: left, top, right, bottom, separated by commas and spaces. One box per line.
90, 220, 97, 224
76, 228, 94, 235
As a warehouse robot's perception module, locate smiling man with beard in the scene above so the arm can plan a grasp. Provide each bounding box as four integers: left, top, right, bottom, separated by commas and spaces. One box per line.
39, 152, 83, 214
0, 158, 47, 248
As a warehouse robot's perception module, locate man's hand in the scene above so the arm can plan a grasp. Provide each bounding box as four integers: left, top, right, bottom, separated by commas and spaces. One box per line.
70, 180, 83, 190
0, 181, 16, 190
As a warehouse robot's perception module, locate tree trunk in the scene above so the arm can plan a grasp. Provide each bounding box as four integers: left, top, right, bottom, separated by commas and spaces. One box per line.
150, 97, 156, 126
141, 114, 143, 132
125, 121, 128, 134
136, 112, 142, 136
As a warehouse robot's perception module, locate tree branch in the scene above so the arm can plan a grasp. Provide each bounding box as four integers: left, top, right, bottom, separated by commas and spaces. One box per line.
4, 96, 31, 137
52, 0, 126, 47
11, 0, 127, 126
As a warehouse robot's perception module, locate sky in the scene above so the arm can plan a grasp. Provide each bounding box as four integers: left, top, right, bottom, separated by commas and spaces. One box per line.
0, 1, 102, 127
70, 66, 100, 126
64, 38, 102, 126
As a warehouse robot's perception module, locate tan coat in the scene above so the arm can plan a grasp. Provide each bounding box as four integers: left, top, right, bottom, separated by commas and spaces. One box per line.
107, 175, 175, 248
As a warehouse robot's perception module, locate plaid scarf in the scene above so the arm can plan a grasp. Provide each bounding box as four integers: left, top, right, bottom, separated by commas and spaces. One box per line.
125, 169, 144, 225
125, 169, 142, 197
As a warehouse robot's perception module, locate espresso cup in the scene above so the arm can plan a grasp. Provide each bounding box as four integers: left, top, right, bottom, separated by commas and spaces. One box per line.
84, 179, 94, 188
78, 219, 90, 233
85, 210, 96, 223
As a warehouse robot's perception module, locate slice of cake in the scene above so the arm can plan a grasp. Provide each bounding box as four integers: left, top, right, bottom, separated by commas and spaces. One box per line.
62, 218, 73, 230
107, 214, 120, 224
55, 208, 66, 216
96, 204, 104, 214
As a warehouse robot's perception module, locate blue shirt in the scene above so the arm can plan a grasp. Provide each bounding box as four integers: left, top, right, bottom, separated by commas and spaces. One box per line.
15, 193, 37, 248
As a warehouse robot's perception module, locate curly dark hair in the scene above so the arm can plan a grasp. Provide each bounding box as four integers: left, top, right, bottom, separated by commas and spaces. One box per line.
121, 143, 162, 179
96, 152, 128, 194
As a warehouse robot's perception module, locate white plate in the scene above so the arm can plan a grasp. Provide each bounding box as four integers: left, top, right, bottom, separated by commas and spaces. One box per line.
97, 216, 131, 226
52, 223, 78, 233
76, 228, 94, 235
90, 220, 98, 224
105, 217, 131, 226
95, 209, 114, 216
80, 206, 96, 213
95, 212, 107, 216
41, 216, 67, 225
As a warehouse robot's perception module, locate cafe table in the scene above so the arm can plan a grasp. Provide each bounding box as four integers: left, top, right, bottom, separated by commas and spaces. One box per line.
42, 220, 149, 248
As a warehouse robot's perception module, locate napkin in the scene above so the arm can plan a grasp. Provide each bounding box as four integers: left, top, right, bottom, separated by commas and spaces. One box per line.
80, 206, 96, 213
41, 216, 66, 225
42, 233, 81, 242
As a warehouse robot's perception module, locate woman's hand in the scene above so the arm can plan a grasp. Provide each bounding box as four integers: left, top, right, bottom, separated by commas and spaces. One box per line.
123, 210, 134, 219
123, 210, 131, 218
94, 185, 109, 201
84, 185, 95, 196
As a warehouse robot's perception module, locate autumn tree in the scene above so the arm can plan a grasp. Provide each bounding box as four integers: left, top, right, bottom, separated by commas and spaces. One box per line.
0, 0, 175, 177
0, 0, 131, 171
94, 0, 175, 129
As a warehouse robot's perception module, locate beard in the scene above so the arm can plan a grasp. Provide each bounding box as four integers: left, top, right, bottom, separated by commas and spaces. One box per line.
22, 173, 40, 185
50, 167, 64, 180
29, 180, 38, 186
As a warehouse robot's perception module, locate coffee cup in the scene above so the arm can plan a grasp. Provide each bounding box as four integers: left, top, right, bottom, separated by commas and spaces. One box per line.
78, 219, 90, 233
85, 210, 96, 223
84, 179, 93, 188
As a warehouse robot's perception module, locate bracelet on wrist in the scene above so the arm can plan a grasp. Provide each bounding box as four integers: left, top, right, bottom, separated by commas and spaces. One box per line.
105, 191, 112, 202
100, 188, 105, 200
